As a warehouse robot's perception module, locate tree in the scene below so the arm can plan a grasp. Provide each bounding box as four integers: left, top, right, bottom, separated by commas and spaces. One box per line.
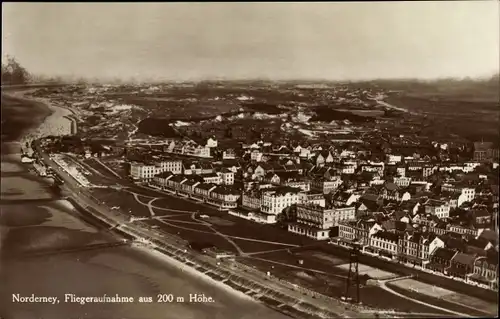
1, 56, 31, 84
276, 205, 296, 227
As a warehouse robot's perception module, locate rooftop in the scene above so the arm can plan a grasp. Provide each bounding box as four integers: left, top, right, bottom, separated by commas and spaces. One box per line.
432, 247, 457, 261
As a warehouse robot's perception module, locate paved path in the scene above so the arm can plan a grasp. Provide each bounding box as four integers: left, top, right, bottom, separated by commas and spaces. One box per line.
132, 190, 300, 251
378, 281, 471, 317
192, 212, 245, 256
379, 277, 494, 316
41, 151, 483, 318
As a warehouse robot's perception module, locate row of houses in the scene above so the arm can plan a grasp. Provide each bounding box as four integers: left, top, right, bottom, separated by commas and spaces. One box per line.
163, 140, 211, 158
151, 172, 240, 210
335, 219, 498, 290
129, 158, 235, 185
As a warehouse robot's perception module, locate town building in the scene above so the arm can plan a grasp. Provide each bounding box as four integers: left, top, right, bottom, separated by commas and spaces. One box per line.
311, 177, 343, 194
370, 231, 400, 259
206, 186, 240, 210
222, 148, 236, 160
260, 186, 301, 215
337, 220, 383, 249
448, 252, 477, 280
217, 168, 235, 185
398, 232, 444, 266
193, 183, 217, 201
206, 137, 218, 148
152, 171, 174, 189
468, 251, 499, 290
288, 203, 356, 240
130, 158, 183, 181
241, 189, 262, 211
473, 141, 499, 162
426, 248, 458, 274
201, 173, 222, 184
298, 191, 326, 207
165, 140, 211, 158
424, 199, 451, 219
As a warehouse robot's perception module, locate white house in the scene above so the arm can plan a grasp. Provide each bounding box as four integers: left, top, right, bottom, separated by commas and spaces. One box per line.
217, 169, 235, 185
206, 137, 218, 148
386, 154, 402, 164
250, 150, 263, 162
424, 199, 450, 219
260, 187, 301, 215
394, 176, 412, 188
370, 231, 399, 257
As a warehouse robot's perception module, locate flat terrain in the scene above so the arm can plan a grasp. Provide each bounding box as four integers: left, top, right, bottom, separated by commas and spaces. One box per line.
387, 279, 497, 317
66, 125, 499, 316
84, 180, 496, 315
385, 94, 499, 141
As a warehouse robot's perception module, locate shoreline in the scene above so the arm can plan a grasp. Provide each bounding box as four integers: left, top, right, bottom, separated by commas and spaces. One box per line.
1, 92, 52, 154
2, 89, 75, 151
3, 90, 295, 311
132, 244, 256, 302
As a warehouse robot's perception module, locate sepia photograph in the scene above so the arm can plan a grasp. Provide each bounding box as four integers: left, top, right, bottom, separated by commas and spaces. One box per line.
1, 2, 499, 319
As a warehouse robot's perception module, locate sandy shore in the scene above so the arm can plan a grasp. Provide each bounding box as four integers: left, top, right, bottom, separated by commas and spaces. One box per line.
1, 90, 289, 319
1, 89, 288, 314
132, 244, 256, 302
5, 90, 262, 302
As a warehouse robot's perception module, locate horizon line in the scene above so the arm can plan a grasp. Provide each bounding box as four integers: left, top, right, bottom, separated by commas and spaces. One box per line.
30, 72, 499, 85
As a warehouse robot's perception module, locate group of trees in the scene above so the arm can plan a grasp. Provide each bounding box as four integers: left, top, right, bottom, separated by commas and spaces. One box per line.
1, 56, 31, 85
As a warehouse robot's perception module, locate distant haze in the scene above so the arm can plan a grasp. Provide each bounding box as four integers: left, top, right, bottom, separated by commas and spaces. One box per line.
2, 2, 499, 82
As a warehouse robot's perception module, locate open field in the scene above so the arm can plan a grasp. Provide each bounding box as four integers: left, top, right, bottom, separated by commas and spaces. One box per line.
297, 251, 346, 266
389, 278, 498, 316
74, 181, 500, 313
391, 279, 454, 298
155, 218, 213, 232
127, 187, 313, 246
336, 263, 396, 280
305, 243, 498, 303
98, 159, 129, 179
203, 215, 235, 226
236, 256, 451, 315
148, 196, 212, 213
387, 282, 495, 317
385, 94, 499, 141
145, 220, 238, 252
335, 109, 385, 117
250, 250, 348, 275
83, 158, 124, 181
119, 95, 240, 118
89, 189, 151, 217
309, 107, 376, 123
230, 239, 294, 254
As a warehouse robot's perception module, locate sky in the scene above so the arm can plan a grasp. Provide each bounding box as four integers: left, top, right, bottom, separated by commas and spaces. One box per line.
2, 2, 499, 81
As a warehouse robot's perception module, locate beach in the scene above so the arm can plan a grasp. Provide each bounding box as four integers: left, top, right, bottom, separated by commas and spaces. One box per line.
0, 89, 289, 319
